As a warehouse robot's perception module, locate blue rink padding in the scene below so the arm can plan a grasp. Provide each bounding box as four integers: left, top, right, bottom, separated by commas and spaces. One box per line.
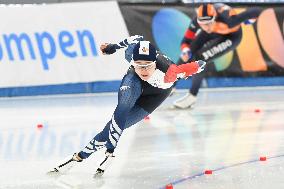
176, 76, 284, 88
0, 81, 121, 97
0, 77, 284, 97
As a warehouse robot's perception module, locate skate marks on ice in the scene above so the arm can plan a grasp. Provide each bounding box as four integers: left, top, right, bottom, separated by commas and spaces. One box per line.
160, 87, 284, 112
50, 173, 104, 189
163, 155, 284, 189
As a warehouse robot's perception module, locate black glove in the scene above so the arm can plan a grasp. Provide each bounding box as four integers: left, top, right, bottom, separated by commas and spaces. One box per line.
103, 44, 118, 54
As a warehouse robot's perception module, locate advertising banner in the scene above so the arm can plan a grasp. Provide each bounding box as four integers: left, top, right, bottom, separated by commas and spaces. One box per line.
0, 2, 129, 88
119, 3, 284, 77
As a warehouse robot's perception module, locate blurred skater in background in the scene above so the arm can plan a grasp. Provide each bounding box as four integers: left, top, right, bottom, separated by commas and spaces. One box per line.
173, 3, 261, 109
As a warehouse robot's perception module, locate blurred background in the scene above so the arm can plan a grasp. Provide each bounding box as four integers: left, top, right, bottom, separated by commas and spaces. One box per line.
0, 0, 283, 96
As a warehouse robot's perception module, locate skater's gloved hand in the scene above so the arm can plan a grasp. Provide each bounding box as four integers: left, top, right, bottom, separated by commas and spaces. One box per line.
180, 47, 192, 62
100, 43, 118, 55
178, 61, 200, 77
164, 61, 200, 83
195, 60, 206, 73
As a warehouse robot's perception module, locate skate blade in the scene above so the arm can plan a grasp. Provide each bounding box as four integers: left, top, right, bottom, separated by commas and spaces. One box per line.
46, 169, 62, 177
173, 104, 195, 110
158, 104, 194, 111
93, 169, 104, 179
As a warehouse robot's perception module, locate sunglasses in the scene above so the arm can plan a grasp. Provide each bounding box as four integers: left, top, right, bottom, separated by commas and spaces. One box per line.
132, 61, 156, 70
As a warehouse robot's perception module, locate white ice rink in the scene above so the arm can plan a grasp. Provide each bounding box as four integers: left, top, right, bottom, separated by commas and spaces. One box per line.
0, 87, 283, 189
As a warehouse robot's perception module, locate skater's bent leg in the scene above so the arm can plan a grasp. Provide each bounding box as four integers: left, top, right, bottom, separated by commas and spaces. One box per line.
79, 73, 142, 159
78, 120, 116, 159
105, 74, 142, 151
93, 91, 170, 177
94, 106, 149, 177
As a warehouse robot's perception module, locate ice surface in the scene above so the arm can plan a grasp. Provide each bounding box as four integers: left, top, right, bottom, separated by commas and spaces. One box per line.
0, 87, 283, 189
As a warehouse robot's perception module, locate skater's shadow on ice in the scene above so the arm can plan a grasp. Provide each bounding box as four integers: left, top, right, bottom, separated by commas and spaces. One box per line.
54, 174, 105, 189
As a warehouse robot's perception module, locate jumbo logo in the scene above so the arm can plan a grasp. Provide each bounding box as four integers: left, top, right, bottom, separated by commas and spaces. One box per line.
152, 8, 284, 72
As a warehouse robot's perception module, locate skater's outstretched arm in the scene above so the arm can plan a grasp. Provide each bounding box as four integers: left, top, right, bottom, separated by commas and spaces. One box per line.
164, 60, 206, 83
100, 35, 144, 63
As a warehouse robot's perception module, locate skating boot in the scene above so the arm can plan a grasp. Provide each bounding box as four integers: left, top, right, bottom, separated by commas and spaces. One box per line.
173, 93, 196, 109
94, 150, 115, 178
